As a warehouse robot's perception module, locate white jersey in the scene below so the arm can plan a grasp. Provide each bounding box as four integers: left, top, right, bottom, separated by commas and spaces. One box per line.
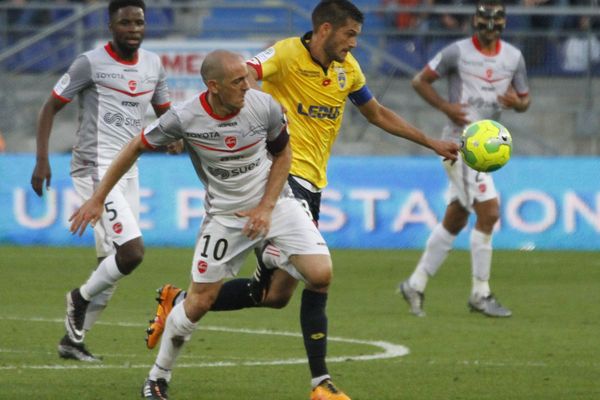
52, 42, 171, 178
142, 89, 291, 216
427, 35, 529, 142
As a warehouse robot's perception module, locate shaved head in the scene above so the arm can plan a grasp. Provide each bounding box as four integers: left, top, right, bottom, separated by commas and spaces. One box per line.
201, 50, 245, 84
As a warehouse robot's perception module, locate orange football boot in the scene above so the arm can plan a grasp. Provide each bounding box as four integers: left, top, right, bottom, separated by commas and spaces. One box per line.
145, 284, 182, 349
310, 380, 351, 400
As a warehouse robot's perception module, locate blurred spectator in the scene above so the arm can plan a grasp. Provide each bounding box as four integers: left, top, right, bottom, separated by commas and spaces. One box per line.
382, 0, 432, 31
519, 0, 567, 70
562, 15, 600, 72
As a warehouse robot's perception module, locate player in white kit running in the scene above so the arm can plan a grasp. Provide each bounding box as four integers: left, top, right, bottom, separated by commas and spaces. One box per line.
398, 0, 531, 317
69, 50, 342, 400
30, 0, 172, 361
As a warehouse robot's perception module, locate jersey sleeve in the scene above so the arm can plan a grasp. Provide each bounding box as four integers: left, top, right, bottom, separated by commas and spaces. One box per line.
52, 54, 92, 103
512, 53, 529, 97
247, 45, 279, 82
141, 107, 184, 150
428, 42, 460, 77
265, 96, 289, 155
151, 62, 171, 108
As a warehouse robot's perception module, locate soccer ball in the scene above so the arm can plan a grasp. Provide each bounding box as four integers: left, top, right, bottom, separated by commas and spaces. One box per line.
460, 119, 512, 172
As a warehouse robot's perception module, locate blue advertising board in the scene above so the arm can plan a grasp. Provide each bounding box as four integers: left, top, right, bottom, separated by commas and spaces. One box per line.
1, 154, 598, 250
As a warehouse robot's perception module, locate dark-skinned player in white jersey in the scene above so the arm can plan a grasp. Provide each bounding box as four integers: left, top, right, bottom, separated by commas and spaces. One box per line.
30, 0, 175, 361
398, 0, 531, 317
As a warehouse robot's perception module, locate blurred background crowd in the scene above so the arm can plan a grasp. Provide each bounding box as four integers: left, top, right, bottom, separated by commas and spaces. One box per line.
0, 0, 598, 155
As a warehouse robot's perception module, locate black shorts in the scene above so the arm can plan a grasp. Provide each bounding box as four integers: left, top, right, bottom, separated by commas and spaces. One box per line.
287, 175, 322, 225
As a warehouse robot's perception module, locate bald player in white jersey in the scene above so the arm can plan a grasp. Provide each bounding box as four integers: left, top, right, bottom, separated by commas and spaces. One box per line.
398, 0, 531, 318
69, 49, 339, 400
30, 0, 171, 361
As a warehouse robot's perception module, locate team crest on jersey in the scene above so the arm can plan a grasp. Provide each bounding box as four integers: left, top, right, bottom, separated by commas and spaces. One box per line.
53, 73, 71, 95
112, 222, 123, 234
225, 136, 237, 149
128, 80, 137, 92
197, 260, 208, 274
335, 67, 347, 89
486, 69, 493, 79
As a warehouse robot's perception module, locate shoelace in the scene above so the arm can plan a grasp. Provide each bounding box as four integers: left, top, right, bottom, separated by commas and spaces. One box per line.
322, 381, 340, 394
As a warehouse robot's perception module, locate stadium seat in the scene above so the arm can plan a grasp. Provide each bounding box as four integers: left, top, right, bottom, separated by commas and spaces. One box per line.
10, 39, 57, 73
425, 38, 453, 61
380, 38, 425, 76
199, 7, 293, 39
145, 8, 174, 38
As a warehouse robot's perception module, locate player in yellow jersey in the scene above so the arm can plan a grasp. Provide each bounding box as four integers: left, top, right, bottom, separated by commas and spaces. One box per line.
145, 1, 459, 399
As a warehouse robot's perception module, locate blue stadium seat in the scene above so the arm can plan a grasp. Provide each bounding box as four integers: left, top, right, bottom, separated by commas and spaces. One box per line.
504, 15, 530, 33
145, 8, 174, 38
199, 7, 293, 39
83, 9, 108, 30
10, 39, 57, 73
350, 47, 371, 68
425, 38, 452, 62
51, 7, 75, 23
381, 38, 425, 76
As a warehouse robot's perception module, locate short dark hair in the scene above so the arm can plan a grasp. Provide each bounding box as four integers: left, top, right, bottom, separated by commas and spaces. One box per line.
312, 0, 364, 30
108, 0, 146, 18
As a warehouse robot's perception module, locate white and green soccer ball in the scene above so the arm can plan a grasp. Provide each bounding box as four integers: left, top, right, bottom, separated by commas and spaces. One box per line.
460, 119, 512, 172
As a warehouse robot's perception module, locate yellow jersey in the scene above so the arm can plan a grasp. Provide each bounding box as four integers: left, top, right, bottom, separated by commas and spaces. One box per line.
247, 32, 369, 189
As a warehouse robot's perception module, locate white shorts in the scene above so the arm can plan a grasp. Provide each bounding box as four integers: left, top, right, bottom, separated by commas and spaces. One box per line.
72, 175, 142, 258
191, 197, 329, 283
442, 156, 498, 213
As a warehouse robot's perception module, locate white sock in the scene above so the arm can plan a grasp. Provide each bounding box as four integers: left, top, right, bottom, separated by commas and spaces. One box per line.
83, 285, 116, 331
311, 374, 331, 389
79, 255, 124, 301
470, 229, 492, 298
149, 302, 197, 382
262, 243, 282, 269
409, 224, 456, 292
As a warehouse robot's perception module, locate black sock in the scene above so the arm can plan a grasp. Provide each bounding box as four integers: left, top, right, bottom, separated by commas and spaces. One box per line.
300, 289, 328, 378
210, 279, 257, 311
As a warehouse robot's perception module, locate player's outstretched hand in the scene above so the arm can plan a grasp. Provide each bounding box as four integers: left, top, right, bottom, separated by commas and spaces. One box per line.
431, 138, 459, 161
31, 159, 51, 197
236, 205, 272, 240
69, 197, 103, 237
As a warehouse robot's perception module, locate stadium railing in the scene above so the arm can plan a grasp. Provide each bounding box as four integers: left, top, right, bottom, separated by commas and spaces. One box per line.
0, 2, 599, 155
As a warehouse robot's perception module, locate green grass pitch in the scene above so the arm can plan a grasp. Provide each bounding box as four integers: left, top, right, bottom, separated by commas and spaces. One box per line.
1, 246, 599, 399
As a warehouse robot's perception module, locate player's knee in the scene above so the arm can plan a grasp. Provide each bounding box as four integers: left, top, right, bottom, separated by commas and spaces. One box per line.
115, 244, 144, 275
185, 293, 217, 321
306, 264, 332, 291
478, 212, 499, 231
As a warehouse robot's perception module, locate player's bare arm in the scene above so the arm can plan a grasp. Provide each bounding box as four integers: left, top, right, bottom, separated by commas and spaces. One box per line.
412, 67, 469, 126
69, 134, 148, 236
357, 98, 459, 161
498, 86, 531, 113
237, 141, 292, 240
31, 95, 67, 196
